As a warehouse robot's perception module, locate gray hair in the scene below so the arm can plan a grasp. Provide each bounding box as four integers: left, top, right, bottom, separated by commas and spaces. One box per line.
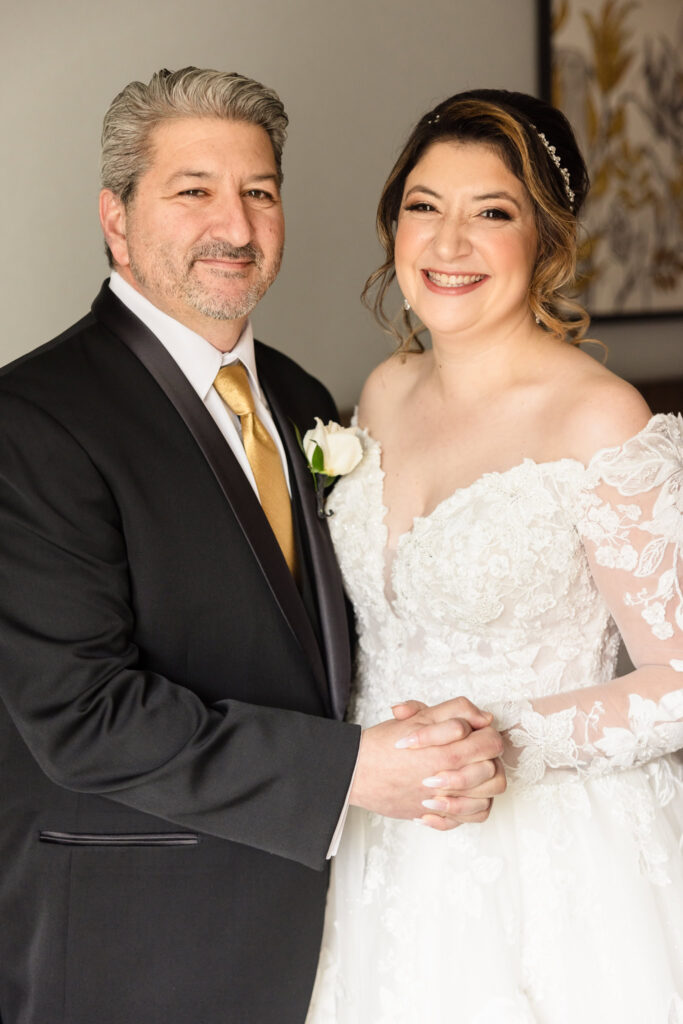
101, 67, 288, 265
101, 66, 288, 198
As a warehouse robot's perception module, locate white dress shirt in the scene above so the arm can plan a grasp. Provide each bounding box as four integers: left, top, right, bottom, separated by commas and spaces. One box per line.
109, 272, 291, 496
108, 273, 351, 856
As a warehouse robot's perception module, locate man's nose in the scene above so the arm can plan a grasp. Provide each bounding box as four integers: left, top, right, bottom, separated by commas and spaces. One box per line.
208, 195, 253, 247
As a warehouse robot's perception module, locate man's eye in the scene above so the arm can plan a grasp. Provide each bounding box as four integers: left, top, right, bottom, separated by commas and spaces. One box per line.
481, 208, 511, 220
246, 189, 275, 201
178, 189, 207, 197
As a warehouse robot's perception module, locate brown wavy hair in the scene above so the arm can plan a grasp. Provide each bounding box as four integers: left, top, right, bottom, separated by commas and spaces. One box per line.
362, 89, 591, 352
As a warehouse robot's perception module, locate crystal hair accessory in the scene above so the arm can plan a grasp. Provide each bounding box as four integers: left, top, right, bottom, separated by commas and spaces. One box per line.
426, 111, 440, 126
532, 125, 575, 209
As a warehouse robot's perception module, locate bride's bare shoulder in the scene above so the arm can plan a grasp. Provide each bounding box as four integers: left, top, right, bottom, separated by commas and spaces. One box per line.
551, 344, 652, 463
357, 351, 425, 428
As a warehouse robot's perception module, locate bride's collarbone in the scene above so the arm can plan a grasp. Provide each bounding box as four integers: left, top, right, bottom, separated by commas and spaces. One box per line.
376, 390, 581, 483
381, 431, 538, 488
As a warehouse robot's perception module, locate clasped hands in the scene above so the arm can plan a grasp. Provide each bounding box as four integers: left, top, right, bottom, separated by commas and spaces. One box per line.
349, 697, 506, 830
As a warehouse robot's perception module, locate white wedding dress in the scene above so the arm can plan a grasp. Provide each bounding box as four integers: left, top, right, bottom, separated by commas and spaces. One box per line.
307, 413, 683, 1024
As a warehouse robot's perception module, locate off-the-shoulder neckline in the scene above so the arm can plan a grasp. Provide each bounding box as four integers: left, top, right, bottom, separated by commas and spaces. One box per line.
352, 411, 681, 479
345, 413, 682, 539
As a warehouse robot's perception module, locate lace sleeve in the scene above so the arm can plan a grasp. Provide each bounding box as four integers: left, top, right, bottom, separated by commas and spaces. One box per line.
495, 414, 683, 789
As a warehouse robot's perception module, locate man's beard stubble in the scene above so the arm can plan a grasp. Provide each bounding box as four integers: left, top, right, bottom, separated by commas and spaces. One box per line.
129, 240, 283, 322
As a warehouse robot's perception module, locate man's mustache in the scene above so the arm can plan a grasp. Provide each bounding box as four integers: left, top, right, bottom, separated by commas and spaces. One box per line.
190, 243, 263, 267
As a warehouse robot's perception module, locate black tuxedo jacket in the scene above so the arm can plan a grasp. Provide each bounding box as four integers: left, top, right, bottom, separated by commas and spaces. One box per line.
0, 283, 360, 1024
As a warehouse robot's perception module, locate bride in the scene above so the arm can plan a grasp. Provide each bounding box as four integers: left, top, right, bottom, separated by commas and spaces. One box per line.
307, 90, 683, 1022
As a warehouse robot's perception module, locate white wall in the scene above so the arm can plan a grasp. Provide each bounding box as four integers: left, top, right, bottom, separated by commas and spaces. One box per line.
2, 0, 680, 409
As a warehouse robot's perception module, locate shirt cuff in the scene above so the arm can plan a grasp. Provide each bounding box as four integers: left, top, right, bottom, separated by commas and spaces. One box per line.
326, 751, 359, 858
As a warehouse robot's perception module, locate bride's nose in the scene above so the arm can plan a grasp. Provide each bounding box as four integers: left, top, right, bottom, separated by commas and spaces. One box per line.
432, 216, 473, 261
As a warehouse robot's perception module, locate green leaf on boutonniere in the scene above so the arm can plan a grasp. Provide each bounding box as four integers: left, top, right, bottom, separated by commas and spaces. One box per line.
311, 444, 325, 474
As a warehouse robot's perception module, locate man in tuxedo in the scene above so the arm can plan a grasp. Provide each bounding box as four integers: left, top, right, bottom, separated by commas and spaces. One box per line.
0, 68, 504, 1023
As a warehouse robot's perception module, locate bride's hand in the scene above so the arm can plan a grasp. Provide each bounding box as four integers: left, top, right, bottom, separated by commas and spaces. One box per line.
417, 758, 506, 829
392, 698, 507, 828
349, 698, 505, 829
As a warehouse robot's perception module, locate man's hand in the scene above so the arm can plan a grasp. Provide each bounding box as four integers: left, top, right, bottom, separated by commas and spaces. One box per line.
349, 697, 505, 830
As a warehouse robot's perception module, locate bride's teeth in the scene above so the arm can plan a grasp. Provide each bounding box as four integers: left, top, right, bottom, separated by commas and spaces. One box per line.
427, 271, 484, 287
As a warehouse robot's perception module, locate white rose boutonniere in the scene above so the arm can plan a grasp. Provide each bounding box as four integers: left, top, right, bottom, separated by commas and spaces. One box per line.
296, 417, 363, 517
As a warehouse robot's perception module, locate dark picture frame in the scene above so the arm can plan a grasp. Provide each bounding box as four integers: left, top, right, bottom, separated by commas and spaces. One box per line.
538, 0, 683, 322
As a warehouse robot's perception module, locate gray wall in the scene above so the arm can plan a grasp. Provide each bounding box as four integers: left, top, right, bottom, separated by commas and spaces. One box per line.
3, 0, 680, 409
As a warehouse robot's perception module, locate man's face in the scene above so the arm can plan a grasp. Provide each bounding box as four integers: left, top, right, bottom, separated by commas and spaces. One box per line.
101, 117, 285, 349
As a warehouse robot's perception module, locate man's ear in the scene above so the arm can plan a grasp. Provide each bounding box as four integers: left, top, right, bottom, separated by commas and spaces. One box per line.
99, 189, 130, 268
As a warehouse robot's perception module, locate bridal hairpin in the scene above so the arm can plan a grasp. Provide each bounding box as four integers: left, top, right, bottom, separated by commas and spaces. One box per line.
532, 126, 575, 209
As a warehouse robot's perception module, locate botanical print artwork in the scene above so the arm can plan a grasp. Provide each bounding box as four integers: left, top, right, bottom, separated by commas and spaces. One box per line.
550, 0, 683, 317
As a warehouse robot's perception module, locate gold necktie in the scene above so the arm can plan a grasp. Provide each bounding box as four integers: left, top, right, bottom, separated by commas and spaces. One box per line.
214, 363, 297, 576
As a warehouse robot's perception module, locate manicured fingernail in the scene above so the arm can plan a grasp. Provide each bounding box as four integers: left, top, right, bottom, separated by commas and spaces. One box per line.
422, 798, 447, 812
422, 776, 446, 787
413, 817, 428, 826
395, 734, 418, 749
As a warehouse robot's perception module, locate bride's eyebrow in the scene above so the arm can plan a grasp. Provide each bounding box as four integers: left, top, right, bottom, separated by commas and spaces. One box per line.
472, 191, 521, 209
403, 186, 522, 210
403, 185, 441, 200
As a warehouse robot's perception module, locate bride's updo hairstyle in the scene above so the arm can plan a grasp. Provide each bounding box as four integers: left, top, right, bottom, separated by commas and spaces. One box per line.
362, 89, 591, 352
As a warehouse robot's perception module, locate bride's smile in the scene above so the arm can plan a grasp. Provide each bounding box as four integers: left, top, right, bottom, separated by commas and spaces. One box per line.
421, 268, 488, 294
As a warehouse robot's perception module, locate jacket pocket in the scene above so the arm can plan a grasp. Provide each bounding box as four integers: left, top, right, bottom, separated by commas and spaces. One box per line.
39, 830, 199, 847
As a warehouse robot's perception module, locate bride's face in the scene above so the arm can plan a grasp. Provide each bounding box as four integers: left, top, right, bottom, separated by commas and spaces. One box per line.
394, 140, 538, 341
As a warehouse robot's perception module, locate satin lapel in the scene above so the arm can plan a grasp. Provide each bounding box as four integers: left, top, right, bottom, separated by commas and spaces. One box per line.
91, 286, 327, 688
260, 375, 352, 721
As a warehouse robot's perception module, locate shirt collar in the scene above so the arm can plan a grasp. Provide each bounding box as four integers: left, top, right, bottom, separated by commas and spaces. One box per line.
108, 271, 263, 402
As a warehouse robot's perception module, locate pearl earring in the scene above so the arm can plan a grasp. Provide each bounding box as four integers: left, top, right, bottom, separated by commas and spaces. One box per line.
403, 298, 411, 311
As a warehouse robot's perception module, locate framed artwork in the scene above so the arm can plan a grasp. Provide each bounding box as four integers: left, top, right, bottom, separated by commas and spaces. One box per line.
539, 0, 683, 320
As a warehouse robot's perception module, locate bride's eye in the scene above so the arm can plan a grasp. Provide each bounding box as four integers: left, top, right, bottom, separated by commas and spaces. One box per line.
404, 202, 436, 212
481, 208, 511, 220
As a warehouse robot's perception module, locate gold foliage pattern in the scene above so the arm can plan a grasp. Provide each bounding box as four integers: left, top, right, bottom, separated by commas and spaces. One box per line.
582, 0, 636, 93
551, 0, 683, 315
